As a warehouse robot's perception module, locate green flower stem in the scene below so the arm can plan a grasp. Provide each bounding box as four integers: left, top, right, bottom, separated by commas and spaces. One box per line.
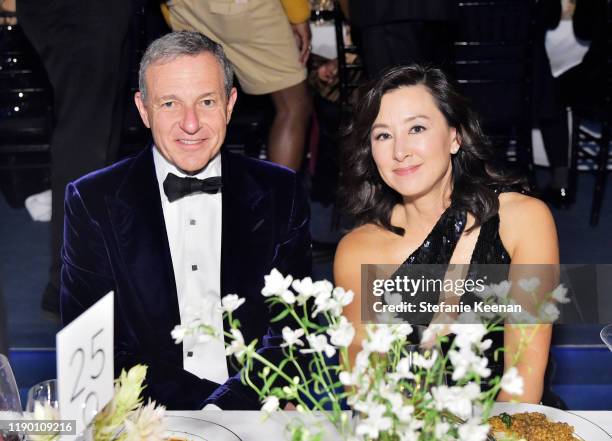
248, 349, 330, 413
226, 308, 343, 420
286, 306, 339, 400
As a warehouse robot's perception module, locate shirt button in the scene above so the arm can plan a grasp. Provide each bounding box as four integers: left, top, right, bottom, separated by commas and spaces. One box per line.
189, 219, 196, 225
192, 264, 198, 271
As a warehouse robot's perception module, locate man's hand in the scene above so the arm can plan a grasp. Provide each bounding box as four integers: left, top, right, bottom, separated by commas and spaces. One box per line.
291, 21, 312, 65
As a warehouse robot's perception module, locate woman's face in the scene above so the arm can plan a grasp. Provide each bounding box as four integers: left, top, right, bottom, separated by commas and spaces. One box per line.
370, 85, 460, 200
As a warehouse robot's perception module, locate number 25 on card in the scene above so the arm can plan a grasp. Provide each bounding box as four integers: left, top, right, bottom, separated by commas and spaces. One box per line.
56, 292, 114, 437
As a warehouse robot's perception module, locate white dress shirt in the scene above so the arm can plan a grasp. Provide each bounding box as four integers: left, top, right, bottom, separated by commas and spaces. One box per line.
153, 146, 228, 385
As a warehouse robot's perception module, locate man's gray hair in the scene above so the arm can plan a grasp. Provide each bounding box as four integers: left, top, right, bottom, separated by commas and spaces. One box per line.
138, 31, 234, 102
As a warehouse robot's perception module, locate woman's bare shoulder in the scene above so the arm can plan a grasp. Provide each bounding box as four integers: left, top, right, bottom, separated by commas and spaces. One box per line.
497, 192, 558, 262
498, 192, 554, 224
336, 224, 385, 261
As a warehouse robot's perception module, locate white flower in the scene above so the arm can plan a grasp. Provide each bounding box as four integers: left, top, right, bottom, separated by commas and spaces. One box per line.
170, 325, 187, 344
508, 307, 538, 324
363, 325, 396, 353
32, 401, 60, 421
280, 289, 296, 304
355, 404, 392, 439
539, 302, 560, 322
448, 348, 491, 381
458, 417, 489, 441
311, 290, 342, 317
392, 323, 413, 338
220, 294, 245, 313
327, 316, 355, 347
450, 324, 488, 350
491, 280, 512, 299
395, 403, 415, 423
226, 329, 247, 362
262, 269, 293, 297
123, 401, 166, 441
399, 420, 424, 441
383, 291, 402, 306
435, 421, 451, 439
431, 383, 481, 420
421, 324, 445, 345
551, 284, 570, 303
333, 287, 354, 307
261, 395, 280, 413
339, 371, 357, 386
500, 367, 524, 396
196, 333, 214, 344
413, 349, 439, 370
301, 334, 336, 358
291, 277, 316, 304
518, 277, 540, 293
354, 349, 371, 373
388, 356, 416, 382
313, 279, 334, 296
376, 310, 408, 324
281, 326, 305, 347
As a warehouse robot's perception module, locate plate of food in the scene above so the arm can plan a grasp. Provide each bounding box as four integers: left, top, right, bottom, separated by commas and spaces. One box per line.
490, 403, 611, 440
164, 416, 243, 441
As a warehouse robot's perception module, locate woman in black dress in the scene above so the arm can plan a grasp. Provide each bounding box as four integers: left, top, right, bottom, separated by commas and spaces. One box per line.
334, 65, 559, 404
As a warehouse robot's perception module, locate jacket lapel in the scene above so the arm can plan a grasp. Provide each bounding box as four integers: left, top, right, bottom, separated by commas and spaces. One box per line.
105, 148, 181, 343
220, 150, 276, 342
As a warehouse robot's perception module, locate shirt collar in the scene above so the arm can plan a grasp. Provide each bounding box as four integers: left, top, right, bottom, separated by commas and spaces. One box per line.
153, 145, 222, 202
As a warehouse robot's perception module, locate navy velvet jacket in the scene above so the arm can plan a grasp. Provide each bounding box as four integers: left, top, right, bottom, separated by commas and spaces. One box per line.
60, 147, 311, 410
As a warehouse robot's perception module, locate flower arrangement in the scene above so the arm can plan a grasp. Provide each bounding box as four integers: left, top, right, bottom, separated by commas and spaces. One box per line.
172, 269, 563, 441
30, 365, 165, 441
92, 364, 165, 441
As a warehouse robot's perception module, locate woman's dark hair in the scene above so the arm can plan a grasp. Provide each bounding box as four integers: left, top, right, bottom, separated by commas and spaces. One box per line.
338, 64, 529, 236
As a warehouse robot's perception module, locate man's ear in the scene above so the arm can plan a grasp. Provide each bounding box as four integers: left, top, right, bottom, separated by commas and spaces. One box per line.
225, 87, 238, 124
134, 91, 151, 129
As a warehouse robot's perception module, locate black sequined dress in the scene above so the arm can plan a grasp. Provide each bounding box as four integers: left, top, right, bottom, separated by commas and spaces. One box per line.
396, 204, 510, 382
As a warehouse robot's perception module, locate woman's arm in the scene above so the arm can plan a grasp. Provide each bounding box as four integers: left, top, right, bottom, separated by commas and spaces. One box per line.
333, 231, 369, 365
497, 194, 559, 403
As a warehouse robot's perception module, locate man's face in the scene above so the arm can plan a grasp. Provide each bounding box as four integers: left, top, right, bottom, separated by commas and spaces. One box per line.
135, 52, 237, 174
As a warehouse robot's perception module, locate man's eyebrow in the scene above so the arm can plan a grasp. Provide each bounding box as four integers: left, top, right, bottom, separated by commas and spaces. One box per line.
158, 94, 179, 101
198, 92, 219, 99
157, 92, 220, 101
371, 115, 430, 130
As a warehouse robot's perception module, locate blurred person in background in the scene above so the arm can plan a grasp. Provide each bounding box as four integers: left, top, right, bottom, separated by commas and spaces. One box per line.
534, 0, 607, 207
165, 0, 313, 171
16, 0, 139, 318
348, 0, 455, 78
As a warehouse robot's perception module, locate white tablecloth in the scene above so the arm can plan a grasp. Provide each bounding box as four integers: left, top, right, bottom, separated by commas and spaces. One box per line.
168, 410, 612, 440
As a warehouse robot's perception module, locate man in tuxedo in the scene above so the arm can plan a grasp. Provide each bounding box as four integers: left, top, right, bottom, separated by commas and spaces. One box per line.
60, 31, 311, 410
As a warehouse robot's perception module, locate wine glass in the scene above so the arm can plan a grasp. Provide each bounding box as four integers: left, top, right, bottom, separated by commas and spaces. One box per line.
25, 379, 60, 421
601, 324, 612, 352
0, 354, 23, 440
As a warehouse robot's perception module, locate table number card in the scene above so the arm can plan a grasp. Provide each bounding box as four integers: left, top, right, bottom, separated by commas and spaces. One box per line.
56, 292, 114, 438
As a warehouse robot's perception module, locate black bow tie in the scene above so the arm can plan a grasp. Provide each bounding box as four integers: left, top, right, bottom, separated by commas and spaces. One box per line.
163, 173, 223, 202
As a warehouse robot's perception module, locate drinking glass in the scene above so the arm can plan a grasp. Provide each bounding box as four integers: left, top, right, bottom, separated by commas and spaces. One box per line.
0, 354, 23, 440
601, 324, 612, 352
25, 379, 60, 420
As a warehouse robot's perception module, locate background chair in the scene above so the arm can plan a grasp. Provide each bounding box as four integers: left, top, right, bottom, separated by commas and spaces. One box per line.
568, 0, 612, 226
451, 0, 536, 180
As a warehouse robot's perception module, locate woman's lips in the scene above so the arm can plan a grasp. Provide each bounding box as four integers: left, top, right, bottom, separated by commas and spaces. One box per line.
393, 164, 421, 176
